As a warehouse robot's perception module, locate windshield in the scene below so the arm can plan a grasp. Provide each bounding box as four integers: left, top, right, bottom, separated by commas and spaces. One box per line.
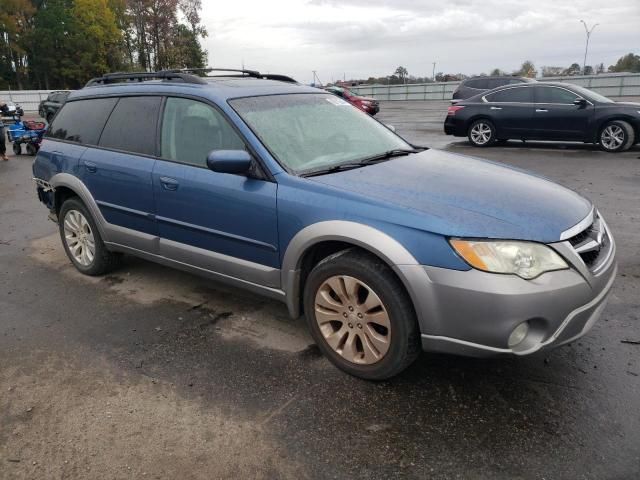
571, 85, 614, 103
230, 94, 412, 174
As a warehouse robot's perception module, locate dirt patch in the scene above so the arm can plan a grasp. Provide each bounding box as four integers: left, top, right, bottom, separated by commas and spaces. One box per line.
0, 349, 304, 480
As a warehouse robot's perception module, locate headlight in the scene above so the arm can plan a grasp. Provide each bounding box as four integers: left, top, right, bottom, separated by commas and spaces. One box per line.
450, 239, 568, 279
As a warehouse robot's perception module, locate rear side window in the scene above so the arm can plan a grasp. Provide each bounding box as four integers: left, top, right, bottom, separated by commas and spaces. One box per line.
465, 79, 488, 89
47, 98, 117, 145
99, 96, 162, 156
535, 86, 579, 104
485, 86, 533, 103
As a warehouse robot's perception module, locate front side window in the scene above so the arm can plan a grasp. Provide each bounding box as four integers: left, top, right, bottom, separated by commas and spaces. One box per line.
160, 97, 245, 167
47, 98, 117, 145
99, 96, 162, 156
230, 93, 412, 174
536, 87, 579, 104
485, 87, 533, 103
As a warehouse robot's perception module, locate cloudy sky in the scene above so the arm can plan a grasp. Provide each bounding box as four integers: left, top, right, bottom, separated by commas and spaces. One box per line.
199, 0, 640, 84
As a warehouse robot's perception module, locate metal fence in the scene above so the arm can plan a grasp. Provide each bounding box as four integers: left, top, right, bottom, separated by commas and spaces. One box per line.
350, 73, 640, 101
0, 90, 55, 112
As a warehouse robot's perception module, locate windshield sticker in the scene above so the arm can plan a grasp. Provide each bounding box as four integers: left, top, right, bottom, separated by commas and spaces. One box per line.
326, 97, 350, 106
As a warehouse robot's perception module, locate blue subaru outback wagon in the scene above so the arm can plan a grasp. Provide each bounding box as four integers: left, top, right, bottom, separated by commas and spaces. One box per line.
33, 69, 617, 379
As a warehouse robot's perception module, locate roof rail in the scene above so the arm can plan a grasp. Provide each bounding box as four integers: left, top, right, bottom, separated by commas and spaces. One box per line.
174, 68, 298, 84
84, 70, 207, 87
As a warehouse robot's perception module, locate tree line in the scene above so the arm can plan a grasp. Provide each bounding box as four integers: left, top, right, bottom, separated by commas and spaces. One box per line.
0, 0, 207, 90
347, 53, 640, 86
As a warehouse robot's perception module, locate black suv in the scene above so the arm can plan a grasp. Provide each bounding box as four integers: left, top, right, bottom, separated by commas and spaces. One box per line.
452, 76, 535, 102
38, 91, 71, 123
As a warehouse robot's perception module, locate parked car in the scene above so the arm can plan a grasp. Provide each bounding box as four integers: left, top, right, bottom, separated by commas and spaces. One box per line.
325, 85, 379, 115
38, 90, 71, 123
452, 76, 535, 102
33, 69, 616, 380
445, 82, 639, 152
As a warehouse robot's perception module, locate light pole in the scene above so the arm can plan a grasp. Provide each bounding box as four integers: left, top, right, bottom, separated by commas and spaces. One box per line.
580, 20, 599, 75
432, 62, 436, 82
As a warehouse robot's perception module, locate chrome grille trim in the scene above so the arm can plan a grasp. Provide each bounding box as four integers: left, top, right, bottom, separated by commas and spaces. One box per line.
560, 207, 595, 241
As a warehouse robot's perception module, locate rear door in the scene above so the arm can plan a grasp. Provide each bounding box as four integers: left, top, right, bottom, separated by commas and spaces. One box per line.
482, 86, 534, 138
531, 86, 594, 140
80, 96, 162, 252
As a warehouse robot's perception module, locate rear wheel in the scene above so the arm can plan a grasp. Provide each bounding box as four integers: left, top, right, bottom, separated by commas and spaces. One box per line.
599, 120, 634, 153
303, 249, 420, 380
26, 143, 37, 156
468, 119, 496, 147
12, 143, 21, 155
59, 197, 122, 276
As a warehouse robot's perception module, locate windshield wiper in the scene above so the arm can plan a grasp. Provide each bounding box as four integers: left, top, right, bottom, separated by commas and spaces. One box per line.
356, 148, 419, 165
300, 148, 420, 178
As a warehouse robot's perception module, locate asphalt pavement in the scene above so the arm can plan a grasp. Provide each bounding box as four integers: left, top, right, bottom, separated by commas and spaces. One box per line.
1, 103, 639, 479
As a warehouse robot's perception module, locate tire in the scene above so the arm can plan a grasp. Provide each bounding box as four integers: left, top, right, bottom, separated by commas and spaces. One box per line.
58, 197, 122, 276
303, 248, 420, 380
467, 119, 496, 147
26, 143, 37, 156
599, 120, 635, 153
12, 143, 21, 155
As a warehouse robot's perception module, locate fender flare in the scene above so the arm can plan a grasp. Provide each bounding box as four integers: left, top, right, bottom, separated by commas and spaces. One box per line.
49, 173, 109, 239
280, 220, 424, 319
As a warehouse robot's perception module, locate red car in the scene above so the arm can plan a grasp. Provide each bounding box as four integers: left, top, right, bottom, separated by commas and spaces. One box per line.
325, 86, 380, 115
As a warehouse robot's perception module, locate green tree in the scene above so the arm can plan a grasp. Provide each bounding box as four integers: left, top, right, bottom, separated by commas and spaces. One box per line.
517, 60, 537, 78
608, 53, 640, 73
0, 0, 37, 88
394, 66, 408, 82
564, 63, 581, 76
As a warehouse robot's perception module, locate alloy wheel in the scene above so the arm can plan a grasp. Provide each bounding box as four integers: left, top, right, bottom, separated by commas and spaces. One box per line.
601, 125, 625, 150
470, 122, 492, 145
63, 209, 96, 266
314, 275, 391, 365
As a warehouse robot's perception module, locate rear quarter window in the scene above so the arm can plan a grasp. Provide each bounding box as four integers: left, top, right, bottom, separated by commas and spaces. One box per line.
47, 98, 117, 145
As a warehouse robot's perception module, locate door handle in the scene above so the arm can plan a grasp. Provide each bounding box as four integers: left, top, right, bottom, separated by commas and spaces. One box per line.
159, 176, 179, 191
84, 160, 97, 173
490, 106, 502, 110
535, 109, 548, 112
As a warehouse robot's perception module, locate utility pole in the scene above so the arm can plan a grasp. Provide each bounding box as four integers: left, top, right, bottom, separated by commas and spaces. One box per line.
432, 62, 436, 81
580, 20, 599, 75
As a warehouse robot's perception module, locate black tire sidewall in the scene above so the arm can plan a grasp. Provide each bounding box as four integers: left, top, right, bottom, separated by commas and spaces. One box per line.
468, 119, 496, 147
58, 198, 108, 275
303, 250, 419, 380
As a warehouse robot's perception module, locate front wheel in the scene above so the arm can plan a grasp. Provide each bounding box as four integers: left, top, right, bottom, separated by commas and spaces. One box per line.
599, 120, 635, 153
467, 119, 496, 147
59, 197, 122, 276
303, 249, 420, 380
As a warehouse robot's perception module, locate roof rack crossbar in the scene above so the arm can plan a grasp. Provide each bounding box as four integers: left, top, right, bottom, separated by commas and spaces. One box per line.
172, 68, 298, 84
85, 71, 207, 87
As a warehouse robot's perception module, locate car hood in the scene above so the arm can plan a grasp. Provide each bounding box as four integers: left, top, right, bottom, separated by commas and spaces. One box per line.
309, 149, 592, 243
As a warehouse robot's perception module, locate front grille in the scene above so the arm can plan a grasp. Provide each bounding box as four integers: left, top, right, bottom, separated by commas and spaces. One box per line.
566, 213, 611, 271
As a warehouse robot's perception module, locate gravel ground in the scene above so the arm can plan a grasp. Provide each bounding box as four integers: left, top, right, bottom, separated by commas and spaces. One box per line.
0, 103, 639, 479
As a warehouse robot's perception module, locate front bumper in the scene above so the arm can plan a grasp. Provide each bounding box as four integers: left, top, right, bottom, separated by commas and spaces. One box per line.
395, 234, 617, 357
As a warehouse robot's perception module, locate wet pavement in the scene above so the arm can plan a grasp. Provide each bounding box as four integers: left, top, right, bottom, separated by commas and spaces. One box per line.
1, 104, 639, 479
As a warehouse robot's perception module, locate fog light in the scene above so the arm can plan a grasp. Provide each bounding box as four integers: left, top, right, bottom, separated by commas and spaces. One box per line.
508, 322, 529, 348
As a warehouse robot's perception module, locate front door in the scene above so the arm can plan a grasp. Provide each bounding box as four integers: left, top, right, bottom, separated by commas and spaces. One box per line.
531, 86, 594, 140
152, 97, 280, 285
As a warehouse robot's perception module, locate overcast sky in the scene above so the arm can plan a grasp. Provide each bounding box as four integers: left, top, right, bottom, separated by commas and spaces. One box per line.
199, 0, 640, 84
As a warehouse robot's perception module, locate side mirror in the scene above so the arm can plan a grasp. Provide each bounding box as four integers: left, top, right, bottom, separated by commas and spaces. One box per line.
574, 97, 587, 107
206, 150, 253, 174
384, 123, 396, 132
